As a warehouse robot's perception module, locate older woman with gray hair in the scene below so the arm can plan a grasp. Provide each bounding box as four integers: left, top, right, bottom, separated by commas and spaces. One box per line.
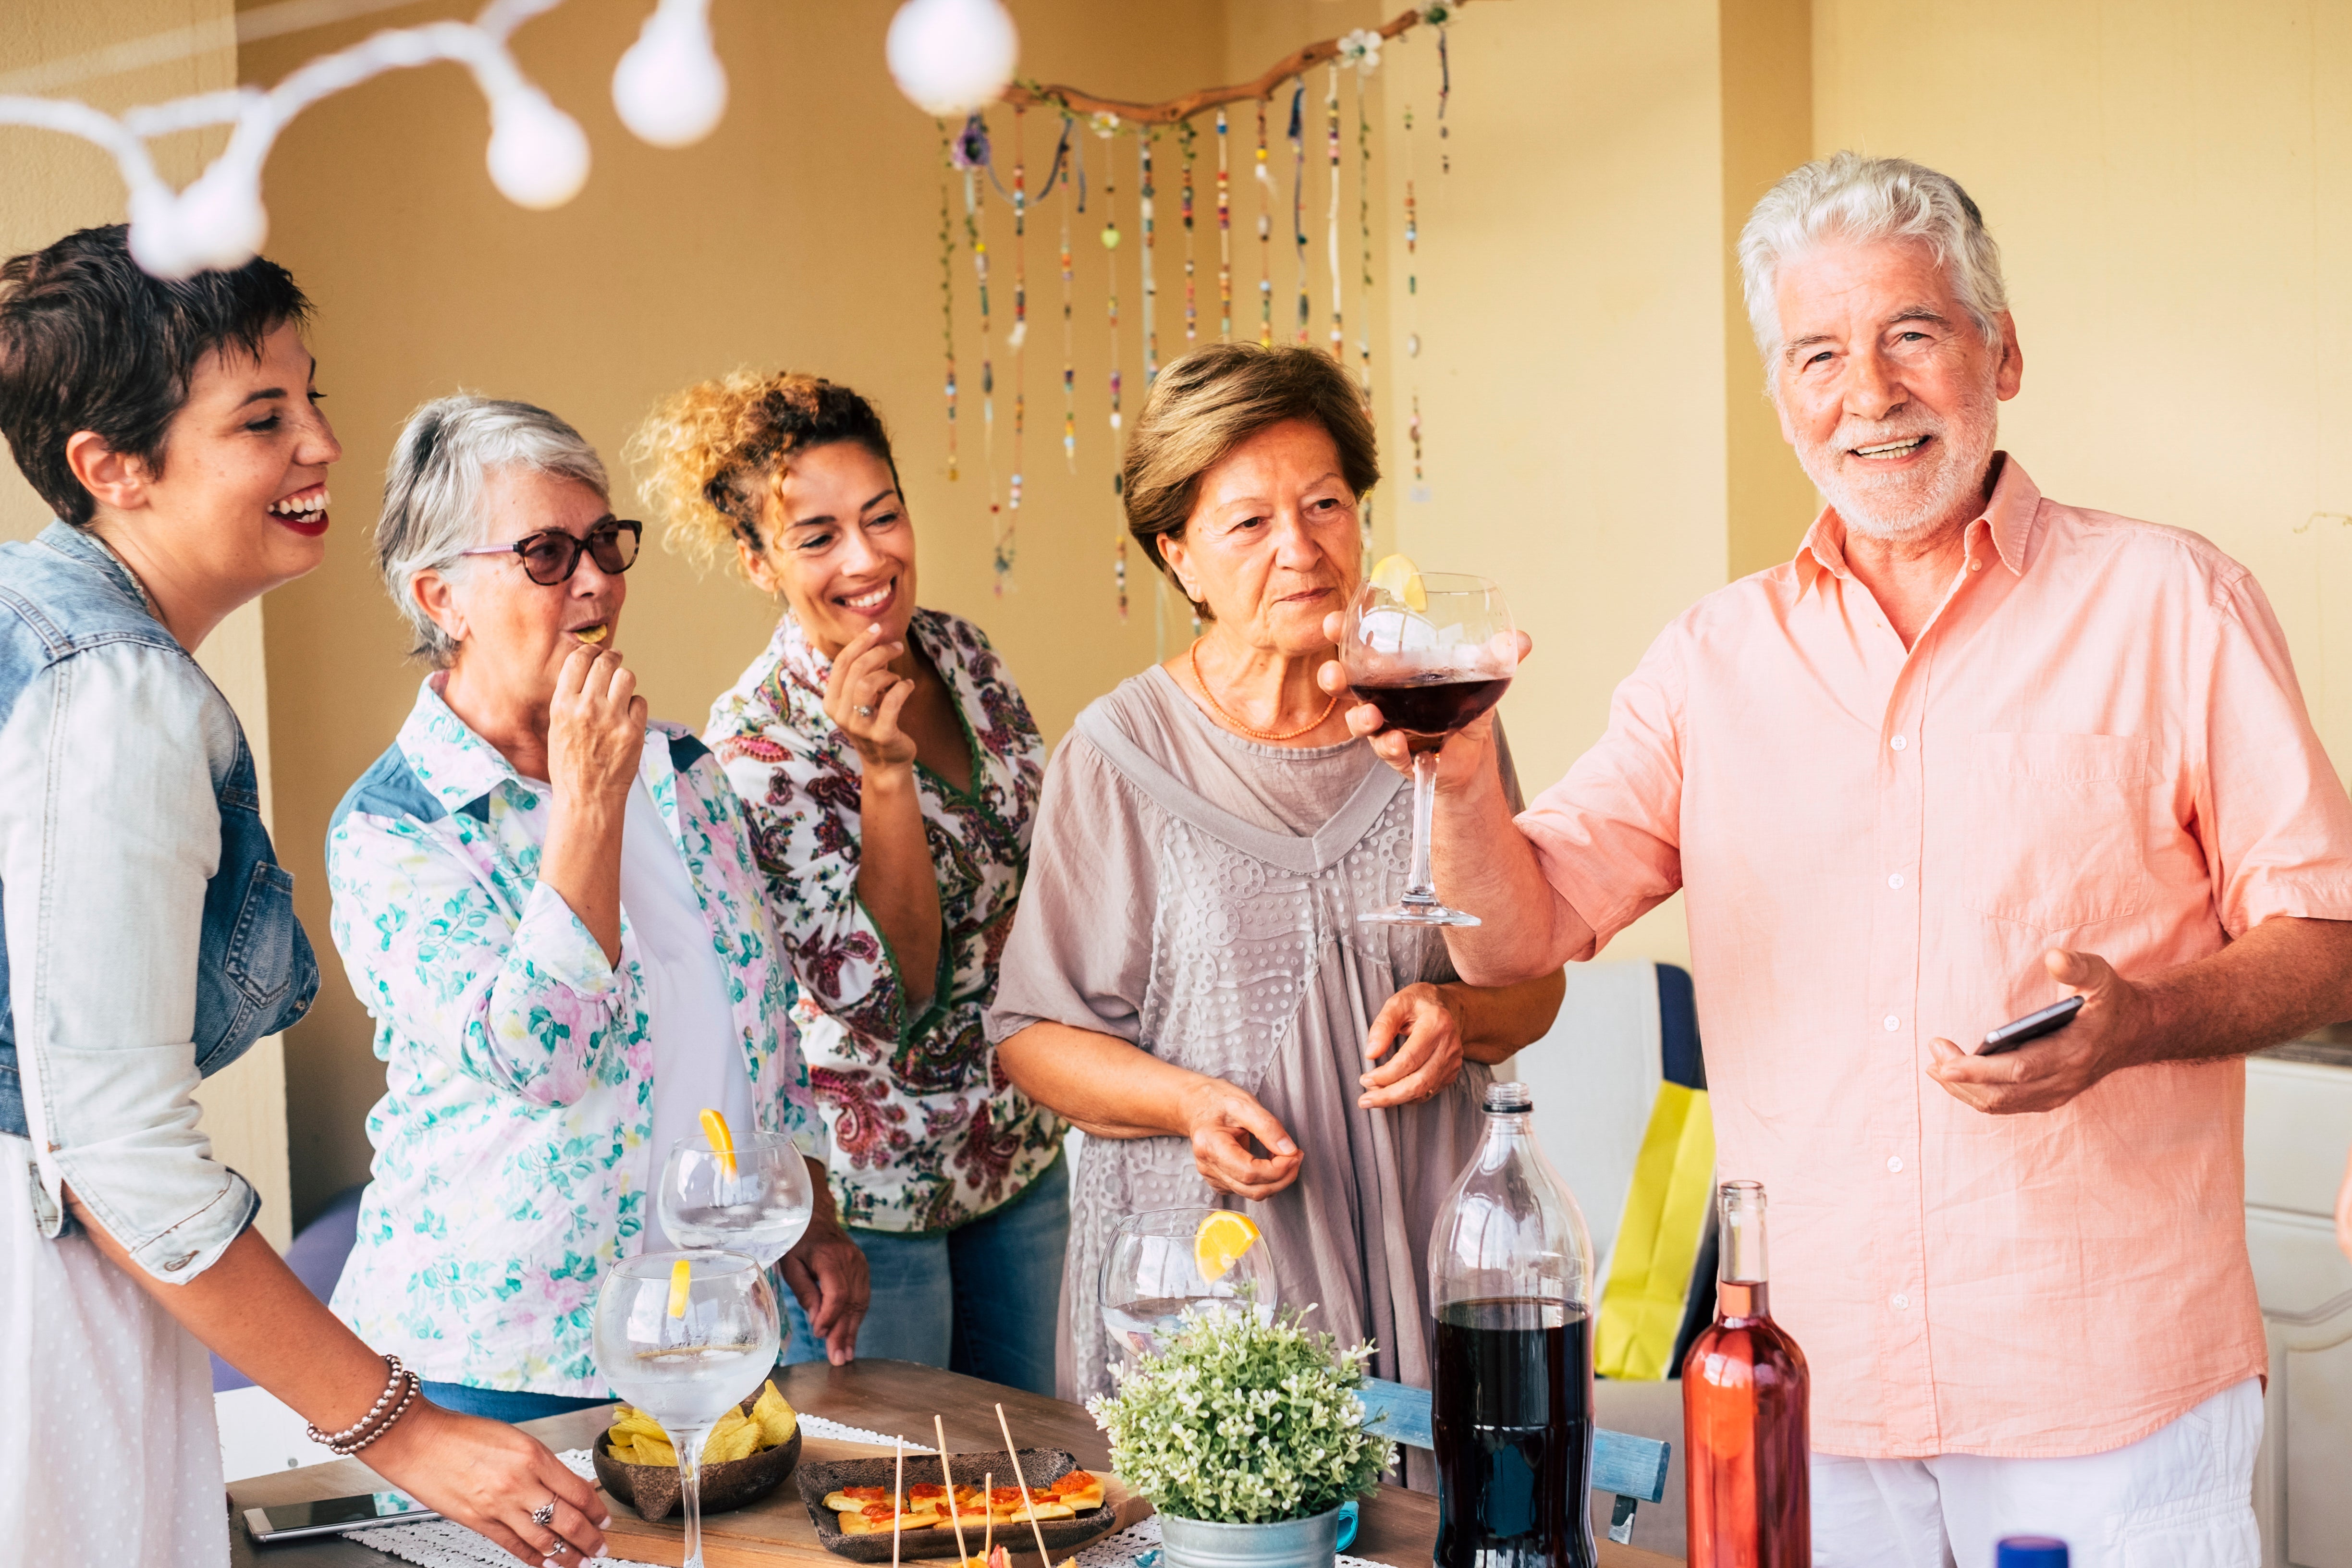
989, 343, 1565, 1432
325, 396, 868, 1425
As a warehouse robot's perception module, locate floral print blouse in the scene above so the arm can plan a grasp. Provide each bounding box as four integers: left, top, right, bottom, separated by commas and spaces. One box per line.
324, 677, 818, 1396
706, 608, 1060, 1233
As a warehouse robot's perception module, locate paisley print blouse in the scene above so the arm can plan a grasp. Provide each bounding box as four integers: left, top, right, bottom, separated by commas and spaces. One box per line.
324, 677, 818, 1395
706, 608, 1060, 1233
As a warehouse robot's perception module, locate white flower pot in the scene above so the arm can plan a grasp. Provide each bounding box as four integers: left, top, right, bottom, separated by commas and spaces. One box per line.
1157, 1505, 1345, 1568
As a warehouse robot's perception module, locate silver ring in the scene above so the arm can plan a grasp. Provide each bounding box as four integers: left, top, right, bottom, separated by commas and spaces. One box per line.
531, 1500, 557, 1528
854, 704, 876, 719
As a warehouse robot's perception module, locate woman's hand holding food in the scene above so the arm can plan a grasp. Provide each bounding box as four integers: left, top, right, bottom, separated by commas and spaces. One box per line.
540, 642, 645, 965
1180, 1076, 1304, 1200
824, 623, 919, 770
1360, 983, 1468, 1109
368, 1401, 610, 1566
828, 624, 943, 1007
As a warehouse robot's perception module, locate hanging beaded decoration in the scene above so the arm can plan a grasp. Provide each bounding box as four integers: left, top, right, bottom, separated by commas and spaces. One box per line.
1437, 15, 1452, 176
1215, 109, 1233, 341
1255, 96, 1274, 347
953, 115, 999, 551
1002, 106, 1026, 587
1403, 40, 1426, 487
1060, 118, 1078, 475
1097, 113, 1127, 619
1139, 131, 1158, 386
937, 125, 959, 481
1287, 79, 1309, 346
1325, 63, 1343, 364
1357, 59, 1375, 398
1179, 122, 1198, 347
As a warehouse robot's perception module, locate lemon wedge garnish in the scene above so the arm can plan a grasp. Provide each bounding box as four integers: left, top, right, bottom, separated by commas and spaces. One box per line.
1367, 553, 1427, 612
667, 1257, 693, 1318
1195, 1211, 1262, 1283
699, 1107, 737, 1180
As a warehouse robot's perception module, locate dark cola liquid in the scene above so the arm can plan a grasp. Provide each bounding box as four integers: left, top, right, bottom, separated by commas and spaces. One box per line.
1432, 1298, 1597, 1568
1348, 675, 1512, 745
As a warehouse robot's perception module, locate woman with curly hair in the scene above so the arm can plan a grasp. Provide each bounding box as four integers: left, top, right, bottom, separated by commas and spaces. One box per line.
630, 372, 1064, 1394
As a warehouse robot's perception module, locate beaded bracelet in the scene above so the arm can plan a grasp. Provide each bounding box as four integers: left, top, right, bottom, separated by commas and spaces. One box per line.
306, 1354, 407, 1449
336, 1372, 421, 1457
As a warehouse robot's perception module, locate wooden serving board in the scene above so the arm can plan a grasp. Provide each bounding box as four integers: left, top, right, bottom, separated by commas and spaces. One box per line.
598, 1435, 1149, 1568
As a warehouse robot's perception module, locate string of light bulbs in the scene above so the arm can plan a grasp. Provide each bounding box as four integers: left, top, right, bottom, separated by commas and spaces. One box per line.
1, 0, 1024, 280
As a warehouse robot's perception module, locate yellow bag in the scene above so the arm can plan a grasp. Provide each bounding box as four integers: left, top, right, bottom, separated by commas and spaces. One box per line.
1593, 1082, 1716, 1380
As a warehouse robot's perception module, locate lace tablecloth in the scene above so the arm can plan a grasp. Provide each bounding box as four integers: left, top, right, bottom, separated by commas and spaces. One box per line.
341, 1414, 1401, 1568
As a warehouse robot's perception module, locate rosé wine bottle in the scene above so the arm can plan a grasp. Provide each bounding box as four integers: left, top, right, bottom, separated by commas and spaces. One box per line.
1682, 1181, 1810, 1568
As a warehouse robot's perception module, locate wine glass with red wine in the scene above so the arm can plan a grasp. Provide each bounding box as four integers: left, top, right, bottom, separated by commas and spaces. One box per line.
1341, 572, 1518, 927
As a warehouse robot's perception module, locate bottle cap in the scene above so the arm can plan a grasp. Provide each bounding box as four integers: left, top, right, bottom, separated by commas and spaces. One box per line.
1995, 1537, 2068, 1568
1483, 1081, 1532, 1114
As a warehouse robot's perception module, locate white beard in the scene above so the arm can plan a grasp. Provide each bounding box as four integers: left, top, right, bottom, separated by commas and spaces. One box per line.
1798, 378, 2000, 545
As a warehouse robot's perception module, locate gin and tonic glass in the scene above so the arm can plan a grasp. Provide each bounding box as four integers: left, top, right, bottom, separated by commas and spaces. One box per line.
593, 1250, 780, 1568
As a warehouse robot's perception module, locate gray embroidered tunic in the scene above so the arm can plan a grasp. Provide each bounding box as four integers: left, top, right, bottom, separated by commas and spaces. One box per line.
987, 667, 1521, 1430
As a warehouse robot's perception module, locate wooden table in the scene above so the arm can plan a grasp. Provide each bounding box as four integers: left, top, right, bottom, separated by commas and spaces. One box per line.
227, 1360, 1679, 1568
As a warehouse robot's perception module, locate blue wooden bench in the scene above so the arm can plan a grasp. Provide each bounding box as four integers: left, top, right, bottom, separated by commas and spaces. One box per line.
1358, 1377, 1672, 1545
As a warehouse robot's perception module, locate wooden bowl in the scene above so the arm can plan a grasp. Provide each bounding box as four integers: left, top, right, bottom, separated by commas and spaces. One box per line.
591, 1382, 804, 1523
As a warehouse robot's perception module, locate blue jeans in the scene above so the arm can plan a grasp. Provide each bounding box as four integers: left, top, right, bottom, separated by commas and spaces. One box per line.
419, 1381, 611, 1421
785, 1153, 1067, 1396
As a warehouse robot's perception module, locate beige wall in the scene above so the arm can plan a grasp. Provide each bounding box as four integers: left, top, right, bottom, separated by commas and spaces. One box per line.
2, 0, 293, 1250
1813, 0, 2352, 774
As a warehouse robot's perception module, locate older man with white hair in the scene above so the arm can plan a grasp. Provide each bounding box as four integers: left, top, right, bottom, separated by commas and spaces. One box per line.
1342, 152, 2352, 1564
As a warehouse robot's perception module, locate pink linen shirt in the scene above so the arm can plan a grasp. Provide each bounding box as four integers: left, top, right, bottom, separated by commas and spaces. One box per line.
1520, 456, 2352, 1458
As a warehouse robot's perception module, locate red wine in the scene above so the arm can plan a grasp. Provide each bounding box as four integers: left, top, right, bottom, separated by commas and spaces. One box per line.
1683, 1185, 1810, 1568
1348, 674, 1511, 743
1432, 1298, 1597, 1568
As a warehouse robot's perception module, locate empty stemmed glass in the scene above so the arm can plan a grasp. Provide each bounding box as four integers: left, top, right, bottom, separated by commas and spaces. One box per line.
659, 1127, 814, 1267
593, 1250, 779, 1568
1339, 572, 1519, 926
1099, 1208, 1278, 1380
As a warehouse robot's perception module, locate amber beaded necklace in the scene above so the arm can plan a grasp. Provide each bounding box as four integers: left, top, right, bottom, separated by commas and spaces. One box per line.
1188, 637, 1340, 742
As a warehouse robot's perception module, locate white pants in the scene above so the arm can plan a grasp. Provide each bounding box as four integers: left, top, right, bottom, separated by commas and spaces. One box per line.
1811, 1378, 2262, 1568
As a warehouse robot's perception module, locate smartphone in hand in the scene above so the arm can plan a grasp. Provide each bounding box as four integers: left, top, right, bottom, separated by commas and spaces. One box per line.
1978, 994, 2084, 1056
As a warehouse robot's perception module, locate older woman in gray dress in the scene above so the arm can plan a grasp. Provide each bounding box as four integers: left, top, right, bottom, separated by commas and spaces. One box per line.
988, 343, 1564, 1422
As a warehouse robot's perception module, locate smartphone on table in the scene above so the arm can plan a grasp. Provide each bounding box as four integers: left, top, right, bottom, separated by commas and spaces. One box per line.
243, 1491, 437, 1544
1977, 994, 2084, 1056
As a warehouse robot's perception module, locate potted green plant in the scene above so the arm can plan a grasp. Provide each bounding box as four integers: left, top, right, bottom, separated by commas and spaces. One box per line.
1088, 1307, 1396, 1568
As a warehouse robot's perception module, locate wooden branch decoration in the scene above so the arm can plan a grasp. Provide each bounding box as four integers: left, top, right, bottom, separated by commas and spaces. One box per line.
1001, 1, 1473, 125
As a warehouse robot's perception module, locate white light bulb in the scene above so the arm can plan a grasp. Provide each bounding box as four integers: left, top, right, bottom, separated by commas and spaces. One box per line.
175, 164, 270, 273
486, 87, 591, 209
885, 0, 1018, 116
612, 3, 728, 148
126, 185, 199, 280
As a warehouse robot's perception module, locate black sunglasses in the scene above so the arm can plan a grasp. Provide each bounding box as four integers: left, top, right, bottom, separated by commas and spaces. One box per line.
459, 519, 643, 586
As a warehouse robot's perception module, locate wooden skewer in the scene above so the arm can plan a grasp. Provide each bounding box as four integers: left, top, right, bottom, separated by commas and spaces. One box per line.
935, 1415, 973, 1566
983, 1472, 995, 1564
893, 1437, 906, 1568
994, 1401, 1056, 1568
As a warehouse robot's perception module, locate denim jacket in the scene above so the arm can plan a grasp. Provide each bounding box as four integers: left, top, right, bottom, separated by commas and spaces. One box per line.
0, 522, 318, 1280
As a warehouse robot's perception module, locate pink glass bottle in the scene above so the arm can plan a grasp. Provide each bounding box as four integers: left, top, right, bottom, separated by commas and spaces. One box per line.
1682, 1180, 1810, 1568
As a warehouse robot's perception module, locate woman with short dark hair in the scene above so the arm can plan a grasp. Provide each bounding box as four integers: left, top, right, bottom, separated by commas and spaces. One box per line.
0, 227, 607, 1567
986, 343, 1566, 1434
